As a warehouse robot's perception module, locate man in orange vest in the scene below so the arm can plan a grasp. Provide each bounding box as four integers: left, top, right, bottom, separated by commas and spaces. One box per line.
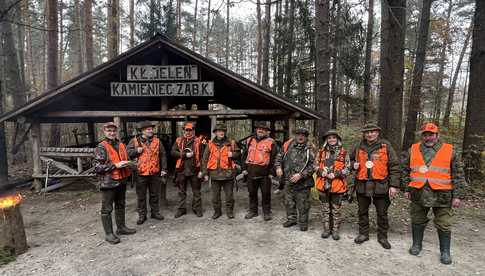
402, 122, 465, 265
201, 123, 240, 219
94, 122, 136, 244
127, 121, 167, 225
242, 122, 278, 221
171, 122, 204, 218
275, 128, 315, 231
350, 123, 400, 249
315, 129, 350, 240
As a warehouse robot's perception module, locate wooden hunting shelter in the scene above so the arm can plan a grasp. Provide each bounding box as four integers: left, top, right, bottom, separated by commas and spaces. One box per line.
0, 34, 320, 189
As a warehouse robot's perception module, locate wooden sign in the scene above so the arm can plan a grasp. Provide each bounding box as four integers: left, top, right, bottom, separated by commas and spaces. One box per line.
111, 82, 214, 97
127, 65, 198, 81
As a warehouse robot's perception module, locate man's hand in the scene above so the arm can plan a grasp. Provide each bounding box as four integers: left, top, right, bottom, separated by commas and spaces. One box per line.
204, 175, 209, 182
242, 170, 248, 175
388, 187, 399, 199
160, 171, 167, 177
276, 167, 283, 177
186, 152, 194, 158
228, 151, 233, 158
115, 161, 129, 168
353, 162, 360, 170
452, 198, 461, 208
327, 173, 335, 179
290, 173, 302, 183
197, 172, 203, 179
137, 147, 144, 154
404, 192, 411, 200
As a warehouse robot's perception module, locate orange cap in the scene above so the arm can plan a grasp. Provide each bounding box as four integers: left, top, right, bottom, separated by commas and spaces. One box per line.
183, 122, 194, 130
420, 122, 439, 134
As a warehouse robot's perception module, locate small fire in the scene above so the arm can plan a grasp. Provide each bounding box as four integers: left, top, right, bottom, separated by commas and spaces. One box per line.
0, 194, 23, 209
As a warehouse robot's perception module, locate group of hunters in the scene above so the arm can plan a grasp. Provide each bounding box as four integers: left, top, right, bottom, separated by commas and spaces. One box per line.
93, 120, 465, 265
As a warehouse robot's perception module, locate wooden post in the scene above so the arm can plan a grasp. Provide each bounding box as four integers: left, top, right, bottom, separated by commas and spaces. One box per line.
31, 122, 42, 192
288, 116, 296, 139
113, 117, 121, 139
77, 157, 83, 173
210, 116, 217, 139
87, 122, 96, 145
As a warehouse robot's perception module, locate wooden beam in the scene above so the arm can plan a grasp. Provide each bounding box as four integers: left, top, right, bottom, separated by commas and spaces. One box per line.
31, 122, 42, 192
288, 116, 296, 139
43, 109, 290, 118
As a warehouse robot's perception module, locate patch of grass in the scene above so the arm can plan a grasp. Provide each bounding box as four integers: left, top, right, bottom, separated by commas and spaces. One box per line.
0, 248, 16, 266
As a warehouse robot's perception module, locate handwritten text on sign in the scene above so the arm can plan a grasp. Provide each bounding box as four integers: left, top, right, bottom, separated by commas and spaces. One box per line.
110, 82, 214, 97
127, 65, 198, 81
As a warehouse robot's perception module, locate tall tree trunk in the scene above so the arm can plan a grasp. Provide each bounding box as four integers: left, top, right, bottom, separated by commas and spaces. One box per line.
24, 0, 37, 90
129, 0, 135, 48
402, 0, 432, 151
330, 0, 340, 129
459, 65, 469, 127
261, 0, 271, 88
72, 0, 83, 75
463, 1, 485, 152
442, 24, 472, 128
47, 0, 60, 146
378, 0, 406, 151
225, 0, 230, 67
192, 0, 198, 50
363, 0, 374, 123
84, 0, 93, 70
284, 0, 295, 98
205, 0, 211, 57
315, 0, 331, 139
256, 0, 262, 84
432, 0, 453, 122
107, 0, 119, 59
272, 0, 281, 92
58, 0, 63, 82
176, 0, 182, 40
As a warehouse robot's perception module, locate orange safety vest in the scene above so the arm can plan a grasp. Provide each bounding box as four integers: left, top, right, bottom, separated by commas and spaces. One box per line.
101, 140, 131, 180
356, 143, 389, 181
175, 136, 201, 169
245, 137, 274, 166
315, 148, 348, 193
409, 142, 453, 190
133, 137, 160, 175
207, 140, 236, 170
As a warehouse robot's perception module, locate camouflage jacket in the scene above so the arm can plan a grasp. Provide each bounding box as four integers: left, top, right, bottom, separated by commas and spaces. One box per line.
275, 140, 316, 190
93, 138, 129, 189
401, 141, 466, 207
349, 138, 400, 197
126, 135, 168, 174
201, 137, 241, 180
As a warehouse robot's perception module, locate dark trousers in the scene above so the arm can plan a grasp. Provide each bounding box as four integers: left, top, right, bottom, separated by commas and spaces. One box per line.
211, 179, 234, 212
286, 187, 311, 226
176, 174, 202, 211
101, 183, 127, 215
357, 194, 390, 238
136, 175, 161, 217
247, 176, 271, 214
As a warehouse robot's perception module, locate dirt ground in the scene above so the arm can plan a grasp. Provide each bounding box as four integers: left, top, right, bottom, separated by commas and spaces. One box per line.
1, 180, 484, 276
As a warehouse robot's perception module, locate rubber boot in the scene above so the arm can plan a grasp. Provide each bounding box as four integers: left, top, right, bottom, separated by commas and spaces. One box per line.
332, 223, 341, 241
409, 224, 426, 256
321, 221, 331, 239
212, 209, 222, 220
115, 209, 136, 235
283, 220, 297, 228
101, 214, 120, 244
354, 234, 369, 244
227, 209, 235, 219
174, 209, 187, 218
438, 229, 452, 265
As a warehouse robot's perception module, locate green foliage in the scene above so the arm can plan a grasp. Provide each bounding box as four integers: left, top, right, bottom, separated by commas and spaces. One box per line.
0, 248, 16, 266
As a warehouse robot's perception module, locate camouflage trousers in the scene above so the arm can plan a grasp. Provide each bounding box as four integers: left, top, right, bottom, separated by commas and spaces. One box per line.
285, 187, 311, 226
319, 192, 343, 232
410, 202, 453, 232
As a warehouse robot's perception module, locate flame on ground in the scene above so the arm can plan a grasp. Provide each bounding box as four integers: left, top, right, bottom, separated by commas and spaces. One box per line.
0, 194, 23, 209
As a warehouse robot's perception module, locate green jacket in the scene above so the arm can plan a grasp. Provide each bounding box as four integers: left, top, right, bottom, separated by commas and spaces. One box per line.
275, 140, 316, 190
401, 141, 466, 207
349, 138, 400, 197
201, 137, 241, 180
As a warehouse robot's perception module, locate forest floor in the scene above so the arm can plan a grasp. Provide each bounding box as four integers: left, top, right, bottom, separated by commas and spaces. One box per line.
1, 178, 485, 276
